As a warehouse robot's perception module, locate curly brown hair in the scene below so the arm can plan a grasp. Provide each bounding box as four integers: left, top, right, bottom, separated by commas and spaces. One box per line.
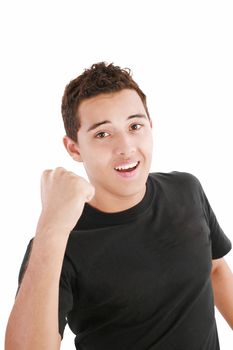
61, 61, 150, 142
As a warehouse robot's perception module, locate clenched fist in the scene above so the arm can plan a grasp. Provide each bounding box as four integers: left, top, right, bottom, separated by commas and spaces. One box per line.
37, 167, 95, 235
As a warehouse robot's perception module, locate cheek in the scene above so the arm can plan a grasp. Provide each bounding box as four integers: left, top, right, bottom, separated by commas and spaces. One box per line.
141, 135, 153, 164
85, 146, 111, 169
142, 131, 153, 149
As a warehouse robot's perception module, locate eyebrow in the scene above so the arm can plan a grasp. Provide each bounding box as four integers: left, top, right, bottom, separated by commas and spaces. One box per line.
87, 113, 148, 132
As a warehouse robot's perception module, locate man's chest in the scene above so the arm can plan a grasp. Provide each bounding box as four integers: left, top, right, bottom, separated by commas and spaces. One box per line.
70, 205, 212, 321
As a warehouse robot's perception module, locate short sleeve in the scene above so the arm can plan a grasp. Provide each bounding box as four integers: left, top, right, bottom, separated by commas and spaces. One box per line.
196, 177, 232, 259
17, 238, 34, 295
58, 255, 75, 339
16, 239, 75, 340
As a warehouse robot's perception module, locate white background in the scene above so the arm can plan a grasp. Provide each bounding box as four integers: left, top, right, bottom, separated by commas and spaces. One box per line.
0, 0, 232, 348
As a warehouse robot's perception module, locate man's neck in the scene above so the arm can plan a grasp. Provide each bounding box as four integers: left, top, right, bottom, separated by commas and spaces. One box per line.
88, 186, 146, 213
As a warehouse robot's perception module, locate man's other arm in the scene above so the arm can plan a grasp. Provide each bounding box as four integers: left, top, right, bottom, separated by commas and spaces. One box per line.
211, 257, 233, 329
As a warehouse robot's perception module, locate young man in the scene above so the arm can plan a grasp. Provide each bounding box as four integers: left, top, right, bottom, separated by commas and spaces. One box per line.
5, 62, 233, 350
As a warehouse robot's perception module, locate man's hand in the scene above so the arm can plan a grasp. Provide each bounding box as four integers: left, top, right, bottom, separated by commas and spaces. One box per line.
37, 167, 95, 234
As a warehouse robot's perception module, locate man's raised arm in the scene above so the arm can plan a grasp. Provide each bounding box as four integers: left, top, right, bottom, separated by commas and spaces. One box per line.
5, 167, 95, 350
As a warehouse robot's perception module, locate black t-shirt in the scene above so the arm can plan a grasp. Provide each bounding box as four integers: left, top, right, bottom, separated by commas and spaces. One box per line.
18, 171, 232, 349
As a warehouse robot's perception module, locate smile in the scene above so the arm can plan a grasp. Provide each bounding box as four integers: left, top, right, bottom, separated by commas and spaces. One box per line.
114, 161, 140, 177
114, 161, 140, 171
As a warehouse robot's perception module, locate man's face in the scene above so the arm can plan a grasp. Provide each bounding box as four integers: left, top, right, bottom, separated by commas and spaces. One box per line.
73, 89, 153, 203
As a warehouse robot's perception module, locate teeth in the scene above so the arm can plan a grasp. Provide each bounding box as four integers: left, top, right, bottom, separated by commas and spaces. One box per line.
114, 161, 138, 171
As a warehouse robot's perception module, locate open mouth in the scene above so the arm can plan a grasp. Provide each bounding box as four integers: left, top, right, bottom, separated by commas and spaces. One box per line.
114, 161, 140, 173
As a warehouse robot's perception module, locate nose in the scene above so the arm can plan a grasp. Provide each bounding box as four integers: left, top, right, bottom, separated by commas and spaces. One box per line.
113, 133, 136, 157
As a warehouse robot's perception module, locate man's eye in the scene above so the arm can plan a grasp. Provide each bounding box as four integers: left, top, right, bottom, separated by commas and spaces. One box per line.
95, 131, 109, 138
130, 123, 143, 130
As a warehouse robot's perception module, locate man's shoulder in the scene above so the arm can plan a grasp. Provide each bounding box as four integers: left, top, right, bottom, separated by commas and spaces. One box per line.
148, 170, 201, 191
149, 170, 200, 182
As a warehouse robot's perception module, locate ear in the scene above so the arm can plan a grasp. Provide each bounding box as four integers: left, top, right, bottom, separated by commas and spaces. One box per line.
63, 135, 83, 162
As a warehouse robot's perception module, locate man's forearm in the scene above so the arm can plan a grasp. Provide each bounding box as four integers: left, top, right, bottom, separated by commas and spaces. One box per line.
211, 258, 233, 329
5, 228, 70, 350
